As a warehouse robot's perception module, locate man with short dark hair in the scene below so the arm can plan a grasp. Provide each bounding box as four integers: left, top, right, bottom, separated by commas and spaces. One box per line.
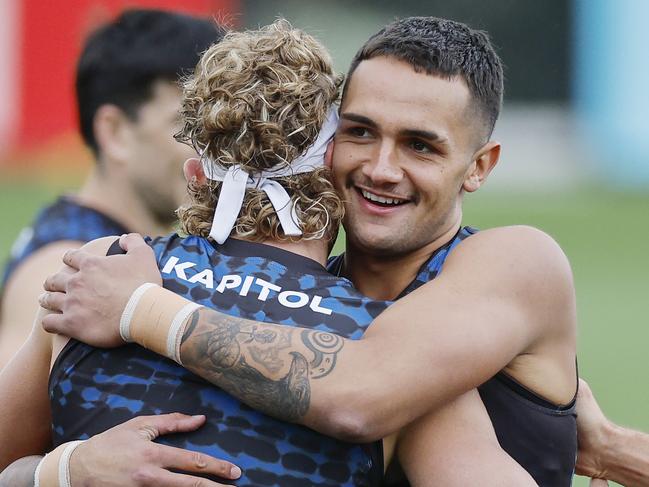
0, 9, 225, 367
27, 16, 584, 486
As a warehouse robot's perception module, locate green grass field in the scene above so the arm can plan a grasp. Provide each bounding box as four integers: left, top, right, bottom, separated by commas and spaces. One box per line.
1, 176, 647, 486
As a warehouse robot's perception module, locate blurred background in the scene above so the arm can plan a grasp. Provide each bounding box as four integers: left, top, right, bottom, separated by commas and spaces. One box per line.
0, 1, 647, 485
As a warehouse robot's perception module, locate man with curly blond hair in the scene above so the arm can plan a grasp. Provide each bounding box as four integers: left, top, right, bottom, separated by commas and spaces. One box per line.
0, 20, 481, 487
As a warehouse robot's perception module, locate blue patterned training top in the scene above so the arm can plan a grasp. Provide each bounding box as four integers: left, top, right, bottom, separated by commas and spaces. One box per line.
1, 196, 129, 290
49, 234, 392, 487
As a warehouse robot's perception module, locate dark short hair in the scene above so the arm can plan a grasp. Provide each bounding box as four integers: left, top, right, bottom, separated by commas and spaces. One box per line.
76, 9, 225, 155
346, 16, 504, 139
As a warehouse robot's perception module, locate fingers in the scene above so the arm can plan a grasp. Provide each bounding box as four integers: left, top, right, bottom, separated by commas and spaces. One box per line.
124, 414, 242, 485
130, 413, 207, 440
119, 233, 147, 253
62, 248, 92, 271
43, 271, 71, 293
156, 444, 242, 480
41, 312, 67, 335
139, 468, 237, 487
39, 291, 66, 313
589, 479, 609, 487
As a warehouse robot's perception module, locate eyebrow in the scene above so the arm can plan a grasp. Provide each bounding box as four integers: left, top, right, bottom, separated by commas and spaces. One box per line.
401, 128, 448, 145
340, 112, 378, 128
342, 112, 449, 146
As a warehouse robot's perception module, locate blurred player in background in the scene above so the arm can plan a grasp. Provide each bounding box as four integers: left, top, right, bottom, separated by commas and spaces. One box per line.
0, 9, 225, 368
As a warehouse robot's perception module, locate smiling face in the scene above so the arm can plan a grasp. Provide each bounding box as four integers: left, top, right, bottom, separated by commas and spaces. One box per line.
333, 56, 495, 257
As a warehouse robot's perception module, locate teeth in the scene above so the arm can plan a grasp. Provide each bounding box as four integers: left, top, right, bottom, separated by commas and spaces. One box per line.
361, 189, 403, 205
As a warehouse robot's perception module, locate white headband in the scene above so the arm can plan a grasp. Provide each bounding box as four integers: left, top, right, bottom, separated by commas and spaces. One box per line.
202, 105, 339, 244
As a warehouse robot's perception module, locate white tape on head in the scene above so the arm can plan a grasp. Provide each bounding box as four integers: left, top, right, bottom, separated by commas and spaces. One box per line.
120, 283, 158, 343
202, 105, 339, 244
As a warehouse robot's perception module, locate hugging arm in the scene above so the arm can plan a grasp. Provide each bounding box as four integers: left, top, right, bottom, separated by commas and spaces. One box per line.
576, 379, 649, 486
0, 306, 53, 473
42, 228, 574, 442
3, 237, 242, 487
397, 390, 537, 486
175, 227, 573, 441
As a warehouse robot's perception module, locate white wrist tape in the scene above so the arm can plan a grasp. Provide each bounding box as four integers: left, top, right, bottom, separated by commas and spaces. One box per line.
120, 283, 158, 342
167, 302, 203, 365
34, 453, 46, 487
124, 284, 204, 364
58, 441, 84, 487
34, 440, 85, 487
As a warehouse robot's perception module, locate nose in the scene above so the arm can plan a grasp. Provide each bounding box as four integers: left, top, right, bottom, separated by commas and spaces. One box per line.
361, 140, 403, 185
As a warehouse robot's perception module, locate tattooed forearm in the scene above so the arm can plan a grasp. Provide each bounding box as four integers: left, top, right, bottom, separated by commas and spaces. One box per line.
301, 329, 343, 379
179, 308, 344, 422
248, 328, 293, 374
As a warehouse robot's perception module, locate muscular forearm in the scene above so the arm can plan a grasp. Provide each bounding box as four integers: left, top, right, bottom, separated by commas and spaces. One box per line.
129, 230, 555, 442
127, 281, 528, 441
178, 307, 359, 436
175, 303, 508, 442
0, 456, 40, 487
599, 423, 649, 486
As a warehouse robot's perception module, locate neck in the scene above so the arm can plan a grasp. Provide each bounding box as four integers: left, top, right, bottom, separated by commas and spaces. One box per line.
342, 221, 462, 300
76, 165, 171, 237
258, 238, 330, 267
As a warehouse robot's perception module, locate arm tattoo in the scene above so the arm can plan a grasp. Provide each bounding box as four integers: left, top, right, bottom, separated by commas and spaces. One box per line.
301, 330, 343, 379
180, 308, 344, 422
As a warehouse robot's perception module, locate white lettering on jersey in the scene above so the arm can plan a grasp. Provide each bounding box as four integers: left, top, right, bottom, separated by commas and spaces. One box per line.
215, 275, 242, 293
310, 295, 333, 316
240, 276, 254, 296
256, 278, 282, 301
278, 291, 309, 308
160, 256, 334, 315
188, 269, 214, 289
161, 256, 195, 280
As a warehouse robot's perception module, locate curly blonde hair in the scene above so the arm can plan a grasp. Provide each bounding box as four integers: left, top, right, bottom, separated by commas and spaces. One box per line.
176, 20, 343, 243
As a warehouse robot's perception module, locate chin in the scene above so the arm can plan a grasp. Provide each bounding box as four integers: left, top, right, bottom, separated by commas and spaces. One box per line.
348, 228, 406, 256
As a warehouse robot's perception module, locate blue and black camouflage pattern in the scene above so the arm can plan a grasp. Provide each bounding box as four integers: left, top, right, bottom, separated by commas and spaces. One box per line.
1, 196, 129, 289
326, 226, 476, 300
49, 234, 392, 486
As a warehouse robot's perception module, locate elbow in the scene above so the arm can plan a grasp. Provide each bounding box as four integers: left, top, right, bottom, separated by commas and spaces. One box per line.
316, 408, 384, 443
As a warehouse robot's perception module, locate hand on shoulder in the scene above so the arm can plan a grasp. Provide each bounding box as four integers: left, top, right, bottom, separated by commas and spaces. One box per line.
39, 233, 162, 348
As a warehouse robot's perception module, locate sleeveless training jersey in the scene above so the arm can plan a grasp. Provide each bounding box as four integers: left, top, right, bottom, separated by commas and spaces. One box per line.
1, 196, 129, 290
49, 234, 392, 487
330, 226, 578, 487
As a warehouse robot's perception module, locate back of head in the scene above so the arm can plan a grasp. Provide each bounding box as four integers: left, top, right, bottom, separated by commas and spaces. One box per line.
178, 20, 343, 243
77, 8, 226, 155
346, 16, 503, 140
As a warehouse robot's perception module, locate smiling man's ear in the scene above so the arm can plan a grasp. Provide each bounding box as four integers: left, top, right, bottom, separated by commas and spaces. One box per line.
463, 141, 501, 193
183, 158, 208, 185
325, 139, 335, 169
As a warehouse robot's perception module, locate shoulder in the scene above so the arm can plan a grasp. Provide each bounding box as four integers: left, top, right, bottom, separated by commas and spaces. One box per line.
441, 225, 576, 335
79, 235, 125, 256
435, 225, 575, 318
451, 225, 573, 287
3, 240, 85, 296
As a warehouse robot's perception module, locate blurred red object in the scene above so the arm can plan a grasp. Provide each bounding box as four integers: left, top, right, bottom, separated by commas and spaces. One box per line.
0, 0, 238, 163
